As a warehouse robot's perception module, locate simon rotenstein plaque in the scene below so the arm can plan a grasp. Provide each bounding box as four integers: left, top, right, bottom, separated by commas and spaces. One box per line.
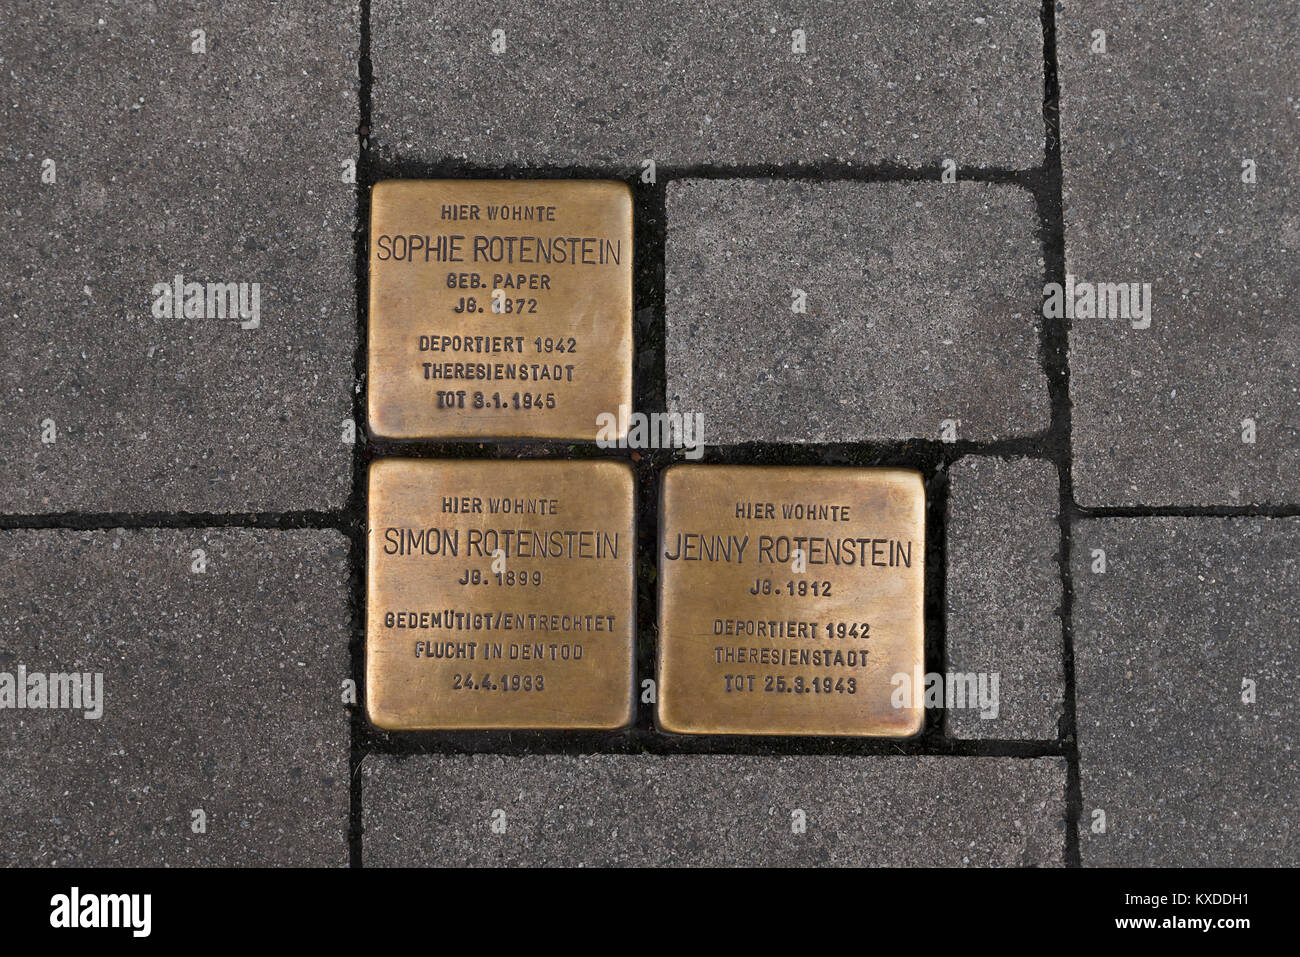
657, 466, 925, 737
368, 179, 633, 440
367, 458, 636, 730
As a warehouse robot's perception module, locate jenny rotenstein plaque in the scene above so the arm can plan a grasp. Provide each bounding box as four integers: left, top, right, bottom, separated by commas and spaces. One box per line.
366, 458, 636, 730
656, 466, 925, 737
368, 179, 633, 440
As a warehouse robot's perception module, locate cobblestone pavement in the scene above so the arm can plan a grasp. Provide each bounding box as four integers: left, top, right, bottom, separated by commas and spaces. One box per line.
1, 1, 1295, 867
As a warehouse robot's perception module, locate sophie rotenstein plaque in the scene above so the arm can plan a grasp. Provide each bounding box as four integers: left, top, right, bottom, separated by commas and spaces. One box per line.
368, 179, 633, 440
366, 458, 636, 730
657, 466, 926, 737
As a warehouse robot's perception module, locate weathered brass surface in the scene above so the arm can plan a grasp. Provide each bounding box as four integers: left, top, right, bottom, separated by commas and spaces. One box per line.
366, 458, 636, 730
657, 466, 925, 736
368, 179, 633, 439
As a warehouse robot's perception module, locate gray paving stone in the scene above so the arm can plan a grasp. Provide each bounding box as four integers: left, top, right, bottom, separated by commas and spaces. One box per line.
1074, 517, 1300, 866
0, 529, 351, 866
371, 0, 1044, 169
946, 456, 1063, 739
666, 180, 1047, 443
1059, 2, 1300, 506
362, 754, 1067, 866
0, 2, 358, 513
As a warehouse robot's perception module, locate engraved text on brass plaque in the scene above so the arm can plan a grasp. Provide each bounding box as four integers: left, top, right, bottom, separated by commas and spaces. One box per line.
657, 466, 925, 736
368, 179, 633, 439
367, 458, 636, 730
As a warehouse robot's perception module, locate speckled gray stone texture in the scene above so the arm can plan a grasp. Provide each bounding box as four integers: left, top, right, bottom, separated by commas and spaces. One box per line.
362, 753, 1067, 866
0, 529, 351, 866
0, 2, 359, 512
665, 180, 1047, 442
370, 0, 1044, 169
1059, 1, 1299, 506
1074, 517, 1300, 866
946, 456, 1063, 739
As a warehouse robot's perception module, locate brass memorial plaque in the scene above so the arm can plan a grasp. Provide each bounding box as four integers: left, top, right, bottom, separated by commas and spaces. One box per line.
368, 179, 633, 439
657, 466, 925, 736
366, 458, 636, 730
